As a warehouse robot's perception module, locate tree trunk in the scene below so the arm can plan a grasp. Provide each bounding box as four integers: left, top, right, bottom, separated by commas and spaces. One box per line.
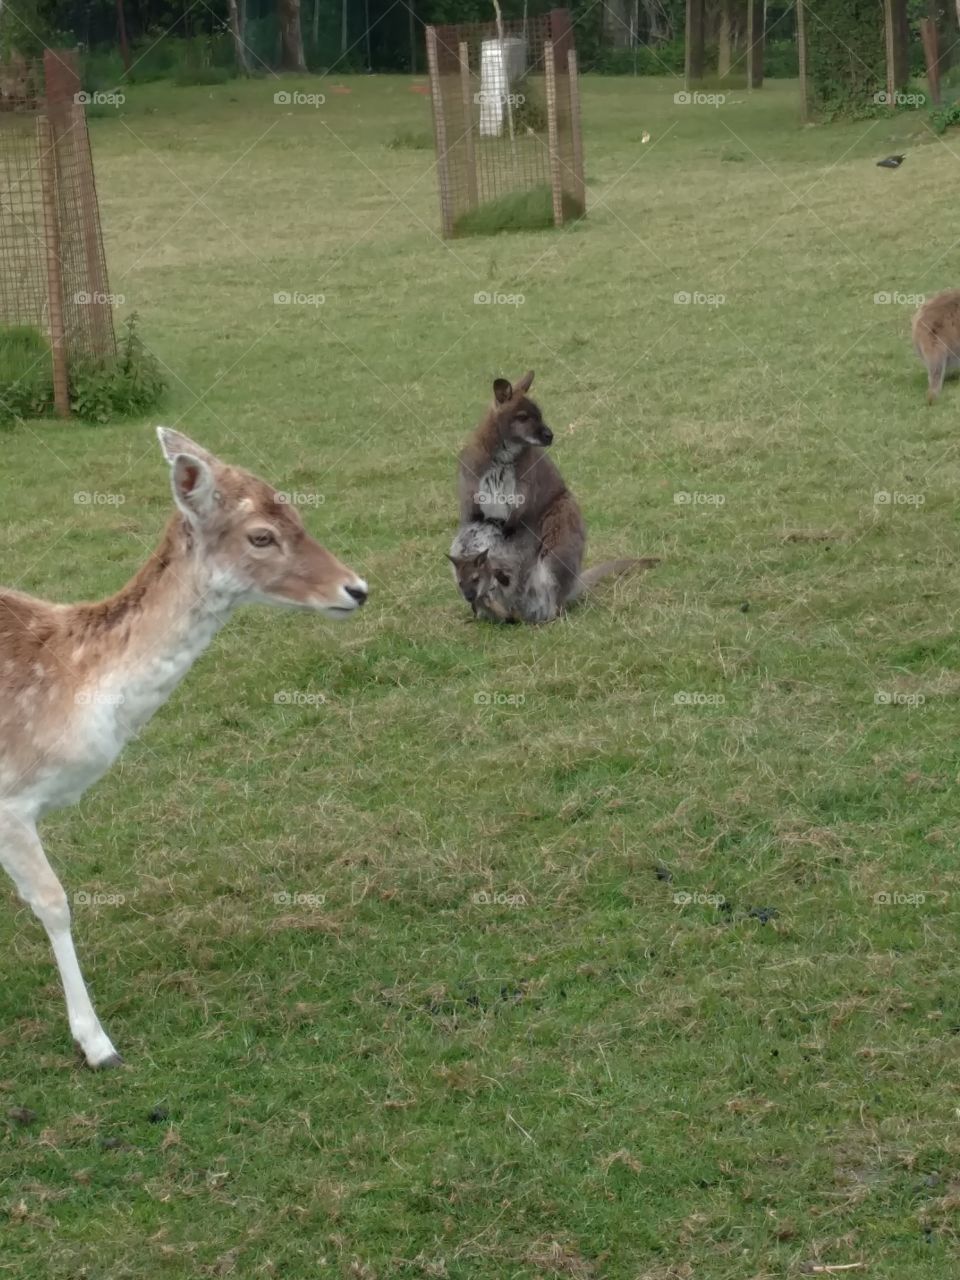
227, 0, 250, 74
278, 0, 307, 72
341, 0, 348, 56
717, 0, 732, 78
116, 0, 131, 72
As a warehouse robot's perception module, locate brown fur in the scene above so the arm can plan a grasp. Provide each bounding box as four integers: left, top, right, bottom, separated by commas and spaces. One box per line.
912, 289, 960, 404
457, 371, 565, 533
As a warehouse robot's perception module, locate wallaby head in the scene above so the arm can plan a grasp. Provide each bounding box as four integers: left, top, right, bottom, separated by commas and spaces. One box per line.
157, 427, 368, 618
447, 546, 512, 610
491, 371, 553, 451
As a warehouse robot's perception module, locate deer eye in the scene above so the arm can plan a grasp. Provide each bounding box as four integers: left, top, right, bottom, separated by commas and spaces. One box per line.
248, 530, 276, 548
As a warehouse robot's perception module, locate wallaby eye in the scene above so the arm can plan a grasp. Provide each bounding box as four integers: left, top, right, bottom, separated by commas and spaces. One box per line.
248, 530, 276, 548
515, 411, 529, 422
496, 571, 511, 587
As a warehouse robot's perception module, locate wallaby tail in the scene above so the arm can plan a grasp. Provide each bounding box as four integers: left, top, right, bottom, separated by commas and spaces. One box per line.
569, 556, 660, 602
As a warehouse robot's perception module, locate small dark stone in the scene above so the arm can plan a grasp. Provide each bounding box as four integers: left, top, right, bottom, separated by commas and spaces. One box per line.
99, 1136, 131, 1151
924, 1173, 941, 1188
739, 602, 749, 612
719, 900, 733, 914
148, 1106, 170, 1124
654, 863, 672, 882
748, 906, 779, 925
7, 1106, 37, 1126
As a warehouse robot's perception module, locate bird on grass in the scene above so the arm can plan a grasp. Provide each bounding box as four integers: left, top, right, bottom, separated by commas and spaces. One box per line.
876, 154, 905, 169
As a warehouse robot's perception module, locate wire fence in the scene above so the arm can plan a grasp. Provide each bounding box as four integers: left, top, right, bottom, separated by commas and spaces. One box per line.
0, 49, 115, 416
426, 8, 584, 237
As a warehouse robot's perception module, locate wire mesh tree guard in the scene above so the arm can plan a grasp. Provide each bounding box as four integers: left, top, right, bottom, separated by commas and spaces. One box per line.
0, 49, 115, 418
425, 9, 585, 238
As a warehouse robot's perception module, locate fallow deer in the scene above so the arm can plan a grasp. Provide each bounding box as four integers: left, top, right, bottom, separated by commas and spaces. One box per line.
0, 428, 368, 1067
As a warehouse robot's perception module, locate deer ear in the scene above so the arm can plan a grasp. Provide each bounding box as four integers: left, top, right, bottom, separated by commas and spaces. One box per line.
515, 370, 534, 394
170, 452, 218, 523
493, 378, 513, 404
157, 425, 216, 467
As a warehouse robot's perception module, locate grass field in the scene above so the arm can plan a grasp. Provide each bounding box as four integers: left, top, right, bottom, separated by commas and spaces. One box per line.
2, 73, 960, 1278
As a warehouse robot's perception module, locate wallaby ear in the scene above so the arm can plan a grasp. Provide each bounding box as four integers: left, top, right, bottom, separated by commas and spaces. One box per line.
476, 548, 488, 565
515, 370, 534, 394
447, 553, 461, 565
493, 378, 513, 405
170, 452, 219, 524
157, 425, 217, 468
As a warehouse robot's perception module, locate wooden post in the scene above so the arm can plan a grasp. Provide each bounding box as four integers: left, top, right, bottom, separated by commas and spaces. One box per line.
459, 41, 478, 213
746, 0, 764, 89
920, 17, 941, 105
37, 116, 70, 419
796, 0, 808, 123
544, 39, 563, 228
426, 27, 454, 238
684, 0, 705, 89
568, 48, 586, 218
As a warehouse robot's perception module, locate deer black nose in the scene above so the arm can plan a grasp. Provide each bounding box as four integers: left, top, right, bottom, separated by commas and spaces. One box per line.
345, 583, 368, 605
540, 426, 554, 445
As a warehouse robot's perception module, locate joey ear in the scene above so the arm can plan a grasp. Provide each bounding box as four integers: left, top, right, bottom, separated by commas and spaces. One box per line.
170, 453, 219, 523
493, 378, 513, 405
157, 425, 217, 467
476, 548, 488, 565
515, 370, 534, 394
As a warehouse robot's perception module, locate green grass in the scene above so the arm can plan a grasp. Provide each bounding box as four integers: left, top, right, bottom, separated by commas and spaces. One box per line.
453, 183, 585, 237
2, 75, 960, 1278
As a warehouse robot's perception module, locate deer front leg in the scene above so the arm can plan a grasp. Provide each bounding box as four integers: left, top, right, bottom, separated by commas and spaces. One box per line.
0, 809, 121, 1068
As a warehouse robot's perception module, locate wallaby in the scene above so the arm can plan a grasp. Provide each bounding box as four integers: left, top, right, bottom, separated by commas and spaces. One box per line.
473, 547, 660, 624
912, 289, 960, 404
452, 371, 587, 622
457, 371, 563, 532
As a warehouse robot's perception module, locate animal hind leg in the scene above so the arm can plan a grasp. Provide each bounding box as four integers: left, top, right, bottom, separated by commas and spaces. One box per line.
927, 353, 947, 405
0, 809, 121, 1068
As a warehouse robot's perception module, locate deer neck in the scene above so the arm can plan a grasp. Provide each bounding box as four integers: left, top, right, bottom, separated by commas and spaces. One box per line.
72, 515, 239, 736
